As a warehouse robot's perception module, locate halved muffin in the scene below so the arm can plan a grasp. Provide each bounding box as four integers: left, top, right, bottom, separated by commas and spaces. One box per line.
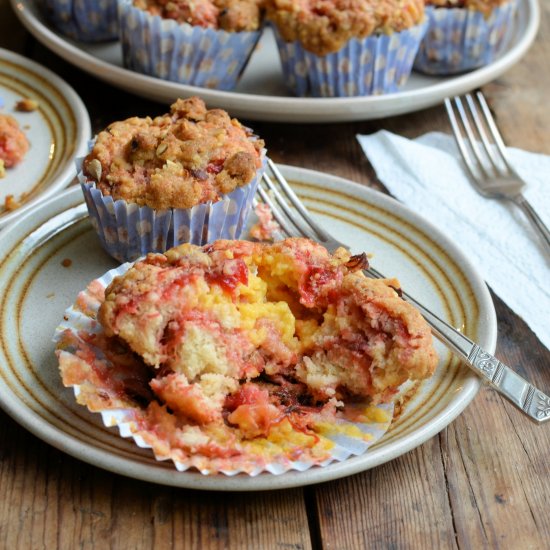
57, 238, 437, 471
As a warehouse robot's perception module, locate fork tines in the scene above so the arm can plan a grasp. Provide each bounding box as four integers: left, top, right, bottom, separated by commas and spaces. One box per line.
258, 158, 331, 244
445, 91, 518, 185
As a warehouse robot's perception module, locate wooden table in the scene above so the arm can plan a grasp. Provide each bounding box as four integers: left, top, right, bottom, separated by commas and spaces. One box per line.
1, 3, 549, 548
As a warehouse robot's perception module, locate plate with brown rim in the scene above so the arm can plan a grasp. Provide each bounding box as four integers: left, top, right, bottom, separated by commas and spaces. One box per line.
0, 47, 90, 228
0, 166, 496, 490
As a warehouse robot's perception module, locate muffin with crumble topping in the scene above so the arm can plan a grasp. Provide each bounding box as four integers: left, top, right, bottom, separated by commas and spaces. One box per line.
414, 0, 519, 74
56, 237, 438, 473
79, 96, 265, 262
118, 0, 264, 89
266, 0, 428, 97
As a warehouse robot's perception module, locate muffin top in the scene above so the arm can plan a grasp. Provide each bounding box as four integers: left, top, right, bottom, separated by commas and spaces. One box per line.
425, 0, 510, 17
266, 0, 425, 56
99, 237, 438, 406
133, 0, 263, 31
82, 97, 264, 210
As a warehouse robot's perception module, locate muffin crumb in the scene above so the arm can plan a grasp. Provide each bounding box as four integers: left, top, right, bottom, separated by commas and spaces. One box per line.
15, 98, 39, 112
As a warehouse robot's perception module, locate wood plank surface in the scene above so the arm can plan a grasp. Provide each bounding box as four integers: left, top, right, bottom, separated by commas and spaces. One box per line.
0, 0, 549, 548
0, 421, 312, 549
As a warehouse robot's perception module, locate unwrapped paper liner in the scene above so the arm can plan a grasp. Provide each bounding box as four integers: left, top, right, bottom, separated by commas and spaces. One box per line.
272, 22, 427, 97
118, 0, 261, 90
53, 263, 394, 476
413, 1, 518, 75
78, 154, 265, 263
44, 0, 119, 42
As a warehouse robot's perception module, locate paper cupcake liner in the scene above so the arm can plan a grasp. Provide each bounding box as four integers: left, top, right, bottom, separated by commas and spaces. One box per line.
79, 154, 264, 263
118, 0, 261, 90
54, 263, 394, 476
44, 0, 119, 42
413, 2, 518, 75
273, 23, 427, 97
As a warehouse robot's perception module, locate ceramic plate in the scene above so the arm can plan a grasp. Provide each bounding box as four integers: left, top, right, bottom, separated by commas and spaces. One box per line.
0, 47, 91, 229
0, 167, 497, 491
11, 0, 539, 123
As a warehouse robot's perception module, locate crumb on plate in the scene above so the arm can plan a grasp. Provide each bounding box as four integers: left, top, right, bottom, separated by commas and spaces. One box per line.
15, 98, 39, 112
3, 194, 20, 211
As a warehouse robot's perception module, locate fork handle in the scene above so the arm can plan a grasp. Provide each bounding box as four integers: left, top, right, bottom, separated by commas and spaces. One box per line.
515, 194, 550, 254
367, 268, 550, 424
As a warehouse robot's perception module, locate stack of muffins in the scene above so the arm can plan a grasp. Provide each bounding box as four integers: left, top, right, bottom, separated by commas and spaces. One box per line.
44, 0, 519, 94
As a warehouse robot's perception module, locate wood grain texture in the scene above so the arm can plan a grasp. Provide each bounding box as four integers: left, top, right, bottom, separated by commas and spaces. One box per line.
0, 411, 312, 550
1, 1, 549, 548
313, 439, 459, 550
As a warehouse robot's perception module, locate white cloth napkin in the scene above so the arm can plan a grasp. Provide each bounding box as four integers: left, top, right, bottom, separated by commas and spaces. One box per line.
357, 131, 550, 351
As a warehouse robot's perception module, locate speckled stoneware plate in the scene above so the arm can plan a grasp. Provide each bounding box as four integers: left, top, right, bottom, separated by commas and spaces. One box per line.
0, 166, 497, 491
11, 0, 539, 123
0, 47, 91, 229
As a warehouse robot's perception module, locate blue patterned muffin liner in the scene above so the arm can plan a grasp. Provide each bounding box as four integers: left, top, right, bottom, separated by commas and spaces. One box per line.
44, 0, 118, 42
273, 23, 427, 97
414, 1, 518, 75
78, 154, 266, 263
118, 0, 261, 90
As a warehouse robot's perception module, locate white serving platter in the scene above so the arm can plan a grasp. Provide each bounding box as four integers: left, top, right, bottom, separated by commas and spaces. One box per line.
11, 0, 539, 122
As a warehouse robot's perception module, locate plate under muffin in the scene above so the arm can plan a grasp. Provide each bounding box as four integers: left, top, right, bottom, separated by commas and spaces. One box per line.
0, 165, 496, 491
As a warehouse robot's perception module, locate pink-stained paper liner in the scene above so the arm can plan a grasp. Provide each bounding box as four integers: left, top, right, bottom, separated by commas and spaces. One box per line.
53, 263, 394, 476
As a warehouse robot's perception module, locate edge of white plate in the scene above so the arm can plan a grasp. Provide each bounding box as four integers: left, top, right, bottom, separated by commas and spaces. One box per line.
0, 168, 496, 491
10, 0, 540, 122
0, 47, 91, 229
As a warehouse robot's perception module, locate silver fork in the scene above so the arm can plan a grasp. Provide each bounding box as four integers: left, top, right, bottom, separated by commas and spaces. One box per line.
256, 158, 550, 424
445, 92, 550, 254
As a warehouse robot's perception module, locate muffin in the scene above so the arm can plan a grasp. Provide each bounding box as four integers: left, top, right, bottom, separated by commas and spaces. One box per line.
118, 0, 263, 89
79, 96, 265, 262
266, 0, 428, 97
56, 237, 437, 473
414, 0, 519, 74
44, 0, 119, 42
